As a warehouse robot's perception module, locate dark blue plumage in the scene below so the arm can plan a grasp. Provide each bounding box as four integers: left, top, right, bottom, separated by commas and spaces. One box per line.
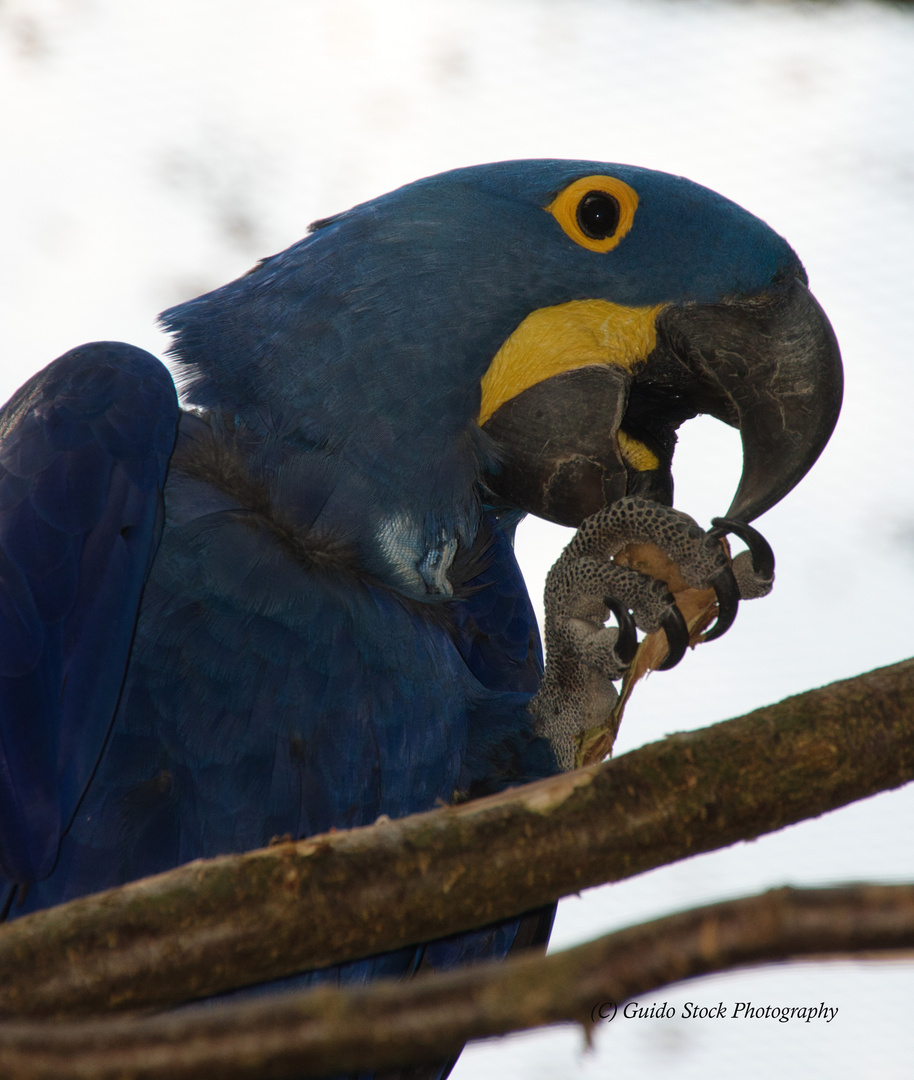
0, 343, 178, 886
0, 160, 842, 1076
7, 411, 551, 912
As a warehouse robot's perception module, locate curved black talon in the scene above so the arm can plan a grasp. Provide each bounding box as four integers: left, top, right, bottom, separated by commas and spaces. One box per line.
657, 603, 689, 671
710, 516, 776, 580
703, 565, 740, 642
604, 596, 638, 666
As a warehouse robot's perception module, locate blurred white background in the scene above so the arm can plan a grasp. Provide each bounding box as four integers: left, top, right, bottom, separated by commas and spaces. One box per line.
2, 1, 914, 1076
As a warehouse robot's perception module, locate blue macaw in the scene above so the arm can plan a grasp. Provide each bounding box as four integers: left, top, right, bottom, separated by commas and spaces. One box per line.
0, 161, 842, 1076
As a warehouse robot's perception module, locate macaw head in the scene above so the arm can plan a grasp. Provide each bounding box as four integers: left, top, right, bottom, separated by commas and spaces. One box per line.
164, 160, 841, 590
458, 162, 842, 528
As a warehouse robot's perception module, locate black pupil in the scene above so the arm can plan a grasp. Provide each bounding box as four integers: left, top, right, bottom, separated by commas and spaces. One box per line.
576, 191, 621, 240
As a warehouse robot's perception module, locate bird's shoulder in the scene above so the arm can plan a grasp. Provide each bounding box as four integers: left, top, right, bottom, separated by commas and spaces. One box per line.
0, 342, 179, 883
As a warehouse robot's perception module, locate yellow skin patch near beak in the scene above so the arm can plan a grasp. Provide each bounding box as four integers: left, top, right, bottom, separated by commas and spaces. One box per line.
477, 298, 663, 427
617, 430, 660, 471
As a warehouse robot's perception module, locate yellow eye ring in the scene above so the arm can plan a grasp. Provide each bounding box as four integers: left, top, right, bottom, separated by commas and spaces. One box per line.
546, 175, 639, 253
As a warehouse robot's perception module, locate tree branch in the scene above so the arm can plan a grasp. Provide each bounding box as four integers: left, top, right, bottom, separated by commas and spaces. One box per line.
2, 883, 914, 1079
2, 658, 914, 1018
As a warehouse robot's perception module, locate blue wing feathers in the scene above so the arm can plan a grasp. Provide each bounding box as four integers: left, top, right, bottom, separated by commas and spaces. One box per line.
0, 342, 179, 882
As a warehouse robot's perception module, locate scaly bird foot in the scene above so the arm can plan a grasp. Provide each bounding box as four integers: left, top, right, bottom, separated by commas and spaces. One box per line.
530, 497, 775, 769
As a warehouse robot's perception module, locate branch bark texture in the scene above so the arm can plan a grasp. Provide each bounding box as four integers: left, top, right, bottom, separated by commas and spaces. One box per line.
2, 658, 914, 1018
2, 884, 914, 1079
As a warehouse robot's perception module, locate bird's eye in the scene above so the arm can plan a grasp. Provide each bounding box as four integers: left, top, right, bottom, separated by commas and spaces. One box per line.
546, 174, 638, 253
577, 191, 620, 240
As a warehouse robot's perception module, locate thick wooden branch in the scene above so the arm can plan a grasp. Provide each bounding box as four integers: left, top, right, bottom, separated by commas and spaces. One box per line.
2, 883, 914, 1079
2, 658, 914, 1018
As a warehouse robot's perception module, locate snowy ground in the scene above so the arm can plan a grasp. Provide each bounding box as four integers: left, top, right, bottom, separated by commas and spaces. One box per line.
3, 1, 914, 1076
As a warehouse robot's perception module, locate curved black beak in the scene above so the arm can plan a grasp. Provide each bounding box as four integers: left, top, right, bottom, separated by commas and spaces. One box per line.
658, 278, 843, 523
481, 278, 842, 528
